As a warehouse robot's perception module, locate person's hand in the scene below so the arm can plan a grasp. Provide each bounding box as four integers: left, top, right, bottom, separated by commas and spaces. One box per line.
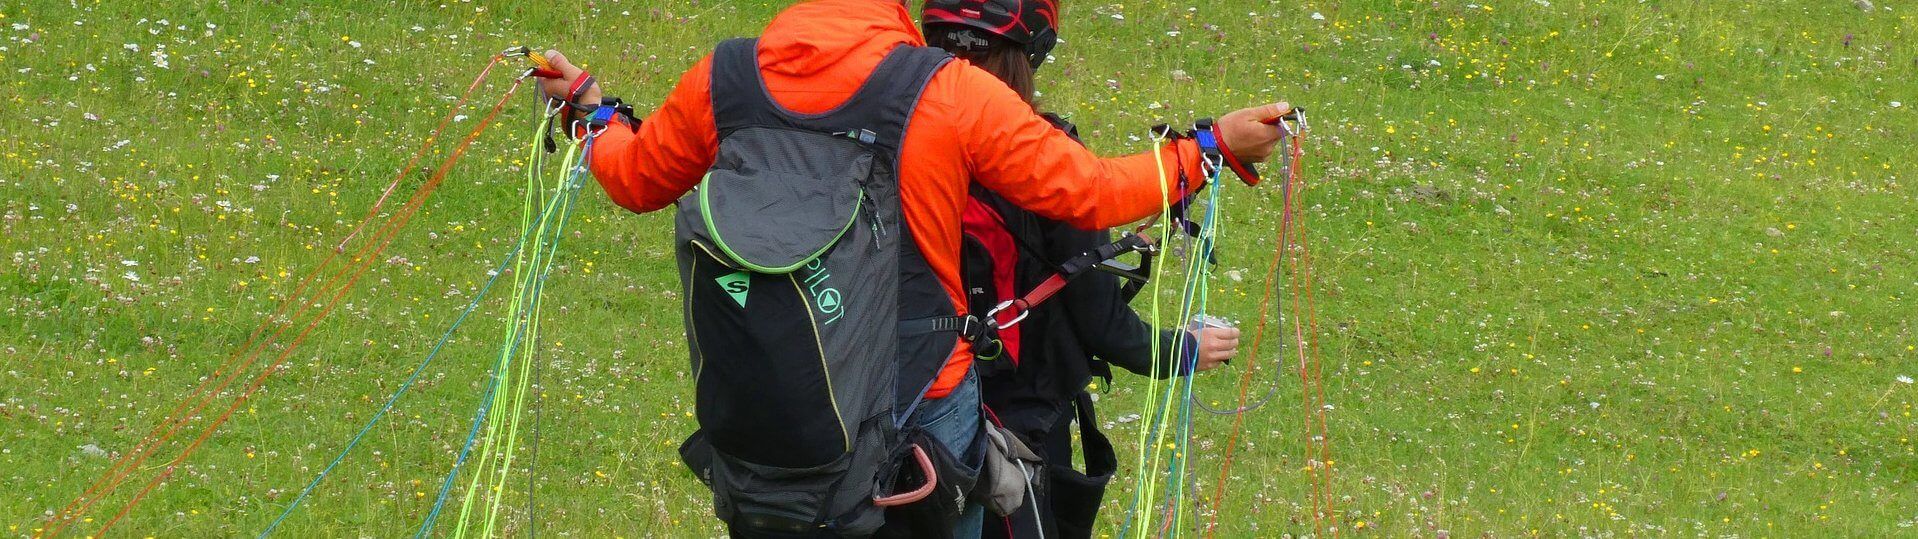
1215, 102, 1292, 164
1190, 326, 1241, 372
537, 50, 602, 109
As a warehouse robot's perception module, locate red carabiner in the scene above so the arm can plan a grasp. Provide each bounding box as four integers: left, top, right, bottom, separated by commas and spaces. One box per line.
872, 444, 938, 507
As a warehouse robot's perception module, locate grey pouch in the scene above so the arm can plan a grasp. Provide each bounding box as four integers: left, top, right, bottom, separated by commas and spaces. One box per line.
977, 423, 1046, 516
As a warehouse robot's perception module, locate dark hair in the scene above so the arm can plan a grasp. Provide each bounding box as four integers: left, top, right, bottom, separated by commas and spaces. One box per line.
928, 30, 1037, 106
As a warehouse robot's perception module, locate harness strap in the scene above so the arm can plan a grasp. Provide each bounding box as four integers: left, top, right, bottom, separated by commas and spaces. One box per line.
900, 313, 1002, 359
988, 233, 1158, 331
1073, 392, 1117, 478
894, 313, 995, 425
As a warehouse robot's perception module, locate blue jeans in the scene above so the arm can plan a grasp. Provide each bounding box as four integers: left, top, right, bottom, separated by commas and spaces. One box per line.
910, 369, 986, 538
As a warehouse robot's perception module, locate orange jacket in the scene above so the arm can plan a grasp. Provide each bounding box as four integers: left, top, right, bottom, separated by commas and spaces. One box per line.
590, 0, 1208, 398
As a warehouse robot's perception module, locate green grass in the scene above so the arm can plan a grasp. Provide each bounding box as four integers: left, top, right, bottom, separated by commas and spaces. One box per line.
3, 0, 1916, 536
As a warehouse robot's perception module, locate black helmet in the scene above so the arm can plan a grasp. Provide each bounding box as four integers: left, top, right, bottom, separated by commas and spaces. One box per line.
922, 0, 1059, 69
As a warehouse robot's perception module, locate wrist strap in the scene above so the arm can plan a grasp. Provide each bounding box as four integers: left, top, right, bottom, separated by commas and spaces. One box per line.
1210, 124, 1262, 186
1191, 119, 1226, 177
566, 97, 639, 139
567, 73, 596, 104
1192, 119, 1261, 186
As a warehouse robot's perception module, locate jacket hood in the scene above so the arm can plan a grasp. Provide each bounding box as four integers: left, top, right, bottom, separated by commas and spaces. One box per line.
758, 0, 927, 78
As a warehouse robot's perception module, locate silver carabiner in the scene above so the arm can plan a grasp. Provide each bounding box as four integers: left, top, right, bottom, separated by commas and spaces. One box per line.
986, 299, 1030, 330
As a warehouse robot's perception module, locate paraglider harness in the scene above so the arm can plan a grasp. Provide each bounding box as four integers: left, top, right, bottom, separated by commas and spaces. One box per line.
956, 115, 1245, 537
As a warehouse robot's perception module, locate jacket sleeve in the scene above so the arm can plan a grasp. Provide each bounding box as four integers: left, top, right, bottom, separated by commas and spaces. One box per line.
956, 66, 1207, 230
586, 55, 720, 214
1048, 223, 1195, 379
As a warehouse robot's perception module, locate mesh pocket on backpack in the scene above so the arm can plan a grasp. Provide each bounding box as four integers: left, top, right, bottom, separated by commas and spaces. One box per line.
695, 127, 874, 273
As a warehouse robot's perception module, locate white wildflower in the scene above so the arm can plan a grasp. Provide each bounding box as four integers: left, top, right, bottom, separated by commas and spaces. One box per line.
123, 271, 141, 282
1311, 12, 1325, 20
1899, 375, 1914, 385
121, 260, 139, 267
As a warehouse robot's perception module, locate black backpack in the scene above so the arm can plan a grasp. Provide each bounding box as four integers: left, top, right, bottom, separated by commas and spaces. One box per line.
673, 38, 982, 537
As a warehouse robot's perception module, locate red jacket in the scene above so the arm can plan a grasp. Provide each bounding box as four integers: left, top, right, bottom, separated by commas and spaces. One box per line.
589, 0, 1209, 397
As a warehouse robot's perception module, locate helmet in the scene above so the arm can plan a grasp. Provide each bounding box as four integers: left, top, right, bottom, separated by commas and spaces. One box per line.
922, 0, 1059, 69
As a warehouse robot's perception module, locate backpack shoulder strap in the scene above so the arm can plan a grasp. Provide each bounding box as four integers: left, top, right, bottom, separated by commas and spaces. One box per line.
709, 39, 951, 148
848, 45, 951, 155
708, 38, 783, 134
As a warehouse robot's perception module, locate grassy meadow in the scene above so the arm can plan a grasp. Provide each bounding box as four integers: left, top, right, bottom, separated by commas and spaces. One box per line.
2, 0, 1915, 536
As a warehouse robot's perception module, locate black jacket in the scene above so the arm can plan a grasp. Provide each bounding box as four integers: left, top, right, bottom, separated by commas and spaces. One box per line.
965, 115, 1196, 440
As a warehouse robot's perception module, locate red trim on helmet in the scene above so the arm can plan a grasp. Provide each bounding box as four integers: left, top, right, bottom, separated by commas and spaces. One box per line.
923, 0, 1056, 44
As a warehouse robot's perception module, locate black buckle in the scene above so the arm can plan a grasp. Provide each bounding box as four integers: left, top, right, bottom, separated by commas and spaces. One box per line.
1192, 118, 1226, 177
1149, 123, 1188, 141
958, 314, 1006, 361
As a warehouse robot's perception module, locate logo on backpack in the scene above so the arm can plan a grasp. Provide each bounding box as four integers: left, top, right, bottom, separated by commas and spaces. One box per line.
801, 259, 843, 325
715, 271, 751, 308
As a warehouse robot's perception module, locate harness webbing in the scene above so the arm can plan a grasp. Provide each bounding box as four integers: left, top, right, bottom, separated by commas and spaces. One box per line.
987, 233, 1156, 331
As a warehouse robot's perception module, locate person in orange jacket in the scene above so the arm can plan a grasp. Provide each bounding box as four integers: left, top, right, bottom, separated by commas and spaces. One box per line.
923, 2, 1240, 536
537, 0, 1289, 535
